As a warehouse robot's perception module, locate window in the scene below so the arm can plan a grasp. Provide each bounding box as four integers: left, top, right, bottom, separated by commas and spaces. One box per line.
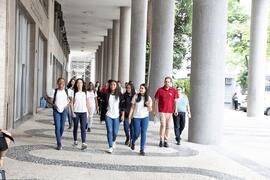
15, 7, 33, 121
225, 78, 233, 85
54, 1, 70, 58
52, 56, 63, 87
265, 85, 270, 92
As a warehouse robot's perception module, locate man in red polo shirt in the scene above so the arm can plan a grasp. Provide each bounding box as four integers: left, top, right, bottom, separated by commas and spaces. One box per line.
153, 77, 179, 148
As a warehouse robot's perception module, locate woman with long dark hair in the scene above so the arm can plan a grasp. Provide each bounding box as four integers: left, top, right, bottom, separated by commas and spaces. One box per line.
86, 81, 99, 132
70, 78, 90, 150
104, 80, 125, 153
66, 78, 76, 129
95, 81, 101, 114
122, 83, 136, 145
128, 84, 152, 156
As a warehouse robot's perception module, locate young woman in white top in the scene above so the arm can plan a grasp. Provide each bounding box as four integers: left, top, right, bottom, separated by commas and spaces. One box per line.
66, 78, 75, 129
47, 78, 72, 150
71, 78, 90, 150
128, 84, 152, 156
86, 82, 99, 132
104, 80, 125, 153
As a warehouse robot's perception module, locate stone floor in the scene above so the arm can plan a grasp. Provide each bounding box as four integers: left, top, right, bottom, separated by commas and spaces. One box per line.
3, 108, 270, 180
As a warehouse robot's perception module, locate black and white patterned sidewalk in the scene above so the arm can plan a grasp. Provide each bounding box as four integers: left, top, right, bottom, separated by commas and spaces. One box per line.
3, 109, 270, 180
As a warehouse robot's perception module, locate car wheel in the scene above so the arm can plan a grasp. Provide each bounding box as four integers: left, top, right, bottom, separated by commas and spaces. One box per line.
266, 108, 270, 116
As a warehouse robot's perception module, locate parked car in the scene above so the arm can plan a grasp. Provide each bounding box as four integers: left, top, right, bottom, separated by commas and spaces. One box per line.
240, 93, 270, 116
238, 93, 247, 111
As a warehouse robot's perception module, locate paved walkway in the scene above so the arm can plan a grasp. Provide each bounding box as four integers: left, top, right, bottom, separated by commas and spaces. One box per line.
3, 108, 270, 180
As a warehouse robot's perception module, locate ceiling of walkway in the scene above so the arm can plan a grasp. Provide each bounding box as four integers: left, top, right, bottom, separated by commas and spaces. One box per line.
58, 0, 131, 52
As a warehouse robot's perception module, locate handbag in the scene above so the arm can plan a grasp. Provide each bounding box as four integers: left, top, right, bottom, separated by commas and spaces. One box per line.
0, 133, 8, 151
0, 131, 14, 151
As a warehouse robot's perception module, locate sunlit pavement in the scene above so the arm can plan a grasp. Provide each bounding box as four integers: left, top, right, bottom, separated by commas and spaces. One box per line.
3, 108, 270, 180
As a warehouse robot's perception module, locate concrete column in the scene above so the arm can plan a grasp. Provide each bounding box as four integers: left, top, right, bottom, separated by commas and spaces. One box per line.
112, 20, 120, 80
107, 29, 113, 80
118, 7, 131, 83
0, 0, 7, 128
189, 0, 227, 144
149, 0, 175, 97
97, 46, 101, 82
103, 36, 108, 83
100, 42, 104, 84
95, 50, 99, 83
247, 0, 269, 117
130, 0, 148, 89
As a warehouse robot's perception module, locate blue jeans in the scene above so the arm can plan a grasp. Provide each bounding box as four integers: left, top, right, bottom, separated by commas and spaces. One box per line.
73, 112, 87, 143
124, 117, 133, 140
105, 115, 120, 148
66, 108, 72, 128
132, 117, 149, 151
53, 109, 67, 146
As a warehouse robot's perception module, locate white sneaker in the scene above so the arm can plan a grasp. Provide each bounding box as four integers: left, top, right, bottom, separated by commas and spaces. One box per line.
113, 141, 116, 149
73, 141, 78, 146
107, 147, 113, 153
81, 143, 87, 150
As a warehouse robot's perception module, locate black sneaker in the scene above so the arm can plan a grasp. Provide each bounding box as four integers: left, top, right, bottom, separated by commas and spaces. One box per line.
68, 126, 72, 129
87, 128, 91, 132
125, 138, 129, 145
176, 141, 181, 145
140, 150, 145, 156
159, 141, 163, 147
56, 145, 62, 150
164, 141, 169, 148
131, 143, 135, 150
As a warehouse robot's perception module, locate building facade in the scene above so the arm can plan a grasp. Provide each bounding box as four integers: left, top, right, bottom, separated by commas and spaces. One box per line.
0, 0, 70, 129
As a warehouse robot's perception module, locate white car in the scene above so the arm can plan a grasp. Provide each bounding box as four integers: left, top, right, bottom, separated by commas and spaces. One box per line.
240, 94, 270, 116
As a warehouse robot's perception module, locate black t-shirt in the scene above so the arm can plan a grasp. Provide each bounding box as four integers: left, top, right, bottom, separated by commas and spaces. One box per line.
123, 93, 134, 117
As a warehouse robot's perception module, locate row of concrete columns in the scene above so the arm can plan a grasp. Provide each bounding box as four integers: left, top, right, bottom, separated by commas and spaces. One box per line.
96, 1, 147, 88
96, 0, 175, 90
94, 0, 269, 144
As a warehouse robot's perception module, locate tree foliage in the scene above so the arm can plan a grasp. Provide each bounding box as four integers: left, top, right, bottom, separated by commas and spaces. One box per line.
227, 0, 250, 92
174, 79, 191, 99
173, 0, 193, 70
267, 3, 270, 58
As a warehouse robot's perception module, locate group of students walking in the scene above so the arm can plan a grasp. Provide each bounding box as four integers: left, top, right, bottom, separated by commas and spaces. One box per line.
47, 76, 191, 156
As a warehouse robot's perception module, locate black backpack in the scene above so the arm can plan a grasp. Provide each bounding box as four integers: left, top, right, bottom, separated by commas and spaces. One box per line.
52, 88, 69, 109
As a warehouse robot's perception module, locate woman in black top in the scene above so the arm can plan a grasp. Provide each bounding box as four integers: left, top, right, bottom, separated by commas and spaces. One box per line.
100, 81, 109, 124
95, 81, 101, 114
122, 83, 136, 145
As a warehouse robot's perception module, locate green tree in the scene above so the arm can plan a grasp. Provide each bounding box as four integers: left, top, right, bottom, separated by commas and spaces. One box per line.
227, 0, 250, 92
267, 2, 270, 58
174, 79, 191, 99
237, 56, 249, 93
173, 0, 193, 70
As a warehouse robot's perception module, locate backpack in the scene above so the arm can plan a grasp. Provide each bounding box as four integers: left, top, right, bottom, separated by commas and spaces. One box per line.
53, 88, 69, 104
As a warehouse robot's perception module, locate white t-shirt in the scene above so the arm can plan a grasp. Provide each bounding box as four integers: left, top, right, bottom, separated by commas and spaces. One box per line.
88, 90, 97, 113
132, 94, 152, 118
48, 89, 71, 113
106, 95, 120, 119
68, 88, 74, 97
73, 91, 90, 113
